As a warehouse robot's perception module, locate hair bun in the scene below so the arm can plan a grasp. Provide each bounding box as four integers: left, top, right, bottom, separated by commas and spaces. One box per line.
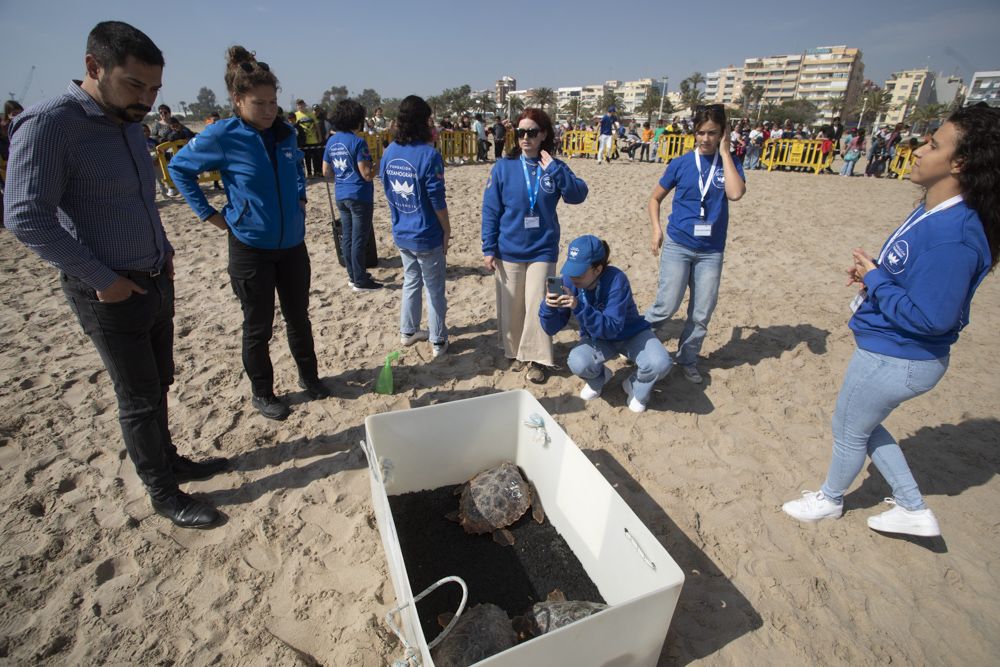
226, 45, 255, 67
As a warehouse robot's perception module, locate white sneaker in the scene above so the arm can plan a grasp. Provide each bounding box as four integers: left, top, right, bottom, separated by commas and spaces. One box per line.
680, 364, 702, 384
579, 367, 612, 401
782, 490, 843, 522
621, 377, 646, 413
400, 330, 429, 346
867, 499, 940, 537
166, 187, 179, 197
432, 340, 449, 357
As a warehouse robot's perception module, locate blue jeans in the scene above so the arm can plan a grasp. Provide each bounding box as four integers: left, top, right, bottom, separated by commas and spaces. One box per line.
839, 158, 858, 176
336, 199, 373, 285
645, 240, 724, 367
399, 245, 447, 344
568, 328, 672, 406
745, 144, 761, 170
821, 348, 948, 510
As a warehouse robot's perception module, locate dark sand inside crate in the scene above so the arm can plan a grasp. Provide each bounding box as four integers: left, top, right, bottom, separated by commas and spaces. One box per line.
389, 485, 606, 642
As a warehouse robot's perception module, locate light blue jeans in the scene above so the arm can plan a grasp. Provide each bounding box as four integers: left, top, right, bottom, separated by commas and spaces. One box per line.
839, 158, 859, 176
399, 245, 447, 344
821, 348, 948, 510
568, 329, 672, 406
645, 240, 724, 367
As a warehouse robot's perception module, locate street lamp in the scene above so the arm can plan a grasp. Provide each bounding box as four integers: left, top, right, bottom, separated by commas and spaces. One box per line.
657, 76, 669, 121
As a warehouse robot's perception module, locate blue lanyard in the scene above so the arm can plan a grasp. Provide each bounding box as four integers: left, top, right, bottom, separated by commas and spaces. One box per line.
520, 155, 542, 214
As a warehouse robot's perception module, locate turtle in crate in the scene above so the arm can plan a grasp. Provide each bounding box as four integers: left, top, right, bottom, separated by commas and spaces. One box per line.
446, 461, 544, 546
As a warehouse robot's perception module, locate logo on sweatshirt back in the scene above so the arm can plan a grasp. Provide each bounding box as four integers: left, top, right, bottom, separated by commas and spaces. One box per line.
884, 240, 909, 274
384, 158, 419, 214
328, 143, 353, 180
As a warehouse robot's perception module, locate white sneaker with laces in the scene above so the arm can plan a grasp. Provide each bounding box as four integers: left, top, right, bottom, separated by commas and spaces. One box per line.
400, 330, 429, 347
681, 364, 703, 384
579, 367, 612, 401
782, 490, 843, 522
867, 499, 940, 537
432, 340, 449, 357
621, 377, 647, 413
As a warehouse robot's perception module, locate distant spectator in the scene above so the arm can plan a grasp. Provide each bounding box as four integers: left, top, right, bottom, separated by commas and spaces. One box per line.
294, 99, 324, 177
152, 103, 173, 143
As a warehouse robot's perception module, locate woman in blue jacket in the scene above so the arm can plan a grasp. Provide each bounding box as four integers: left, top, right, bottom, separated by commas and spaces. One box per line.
540, 235, 671, 412
482, 108, 588, 383
783, 104, 999, 538
169, 46, 328, 421
646, 104, 746, 384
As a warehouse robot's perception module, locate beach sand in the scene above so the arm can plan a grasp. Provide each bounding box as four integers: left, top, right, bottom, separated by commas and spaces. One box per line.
1, 158, 998, 665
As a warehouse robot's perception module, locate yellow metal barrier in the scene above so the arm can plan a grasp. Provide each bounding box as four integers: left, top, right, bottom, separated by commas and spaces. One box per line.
562, 130, 598, 158
356, 130, 392, 166
759, 139, 833, 174
503, 130, 516, 156
434, 130, 478, 163
155, 140, 222, 189
888, 145, 916, 179
655, 134, 695, 164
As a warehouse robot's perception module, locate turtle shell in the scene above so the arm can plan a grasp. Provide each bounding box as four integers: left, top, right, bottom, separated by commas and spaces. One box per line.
458, 461, 532, 534
431, 603, 517, 667
529, 600, 608, 635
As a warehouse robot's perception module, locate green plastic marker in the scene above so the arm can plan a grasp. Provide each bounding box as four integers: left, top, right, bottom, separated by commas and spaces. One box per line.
375, 351, 401, 395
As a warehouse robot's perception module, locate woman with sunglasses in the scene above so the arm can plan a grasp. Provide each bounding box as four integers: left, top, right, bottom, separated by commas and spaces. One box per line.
645, 103, 746, 384
482, 108, 588, 383
783, 104, 999, 538
169, 46, 328, 421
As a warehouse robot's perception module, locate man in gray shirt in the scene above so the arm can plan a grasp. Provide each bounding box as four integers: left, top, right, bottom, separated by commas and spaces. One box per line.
4, 21, 226, 528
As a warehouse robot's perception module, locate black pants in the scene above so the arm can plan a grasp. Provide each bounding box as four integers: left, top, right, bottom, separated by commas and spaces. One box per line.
227, 233, 319, 397
494, 138, 504, 159
639, 143, 650, 161
62, 270, 179, 497
304, 144, 324, 176
477, 139, 489, 161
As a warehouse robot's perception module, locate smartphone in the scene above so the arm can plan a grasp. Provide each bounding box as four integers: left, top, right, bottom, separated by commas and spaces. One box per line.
546, 276, 563, 296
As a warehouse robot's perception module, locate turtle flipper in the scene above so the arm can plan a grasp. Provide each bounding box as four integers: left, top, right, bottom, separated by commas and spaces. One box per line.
529, 481, 545, 524
437, 611, 455, 628
445, 510, 461, 523
546, 589, 566, 602
493, 528, 515, 546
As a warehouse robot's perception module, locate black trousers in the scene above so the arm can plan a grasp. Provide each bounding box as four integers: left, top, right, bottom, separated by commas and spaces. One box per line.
62, 270, 179, 497
227, 233, 319, 397
304, 144, 324, 176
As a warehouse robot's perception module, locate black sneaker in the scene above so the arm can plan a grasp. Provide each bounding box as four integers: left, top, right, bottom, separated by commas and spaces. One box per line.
352, 279, 384, 291
172, 455, 230, 483
298, 377, 331, 400
251, 394, 290, 420
151, 491, 220, 528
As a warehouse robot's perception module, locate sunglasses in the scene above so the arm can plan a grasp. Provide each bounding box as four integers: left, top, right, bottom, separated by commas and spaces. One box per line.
695, 104, 725, 114
238, 61, 270, 73
515, 127, 541, 139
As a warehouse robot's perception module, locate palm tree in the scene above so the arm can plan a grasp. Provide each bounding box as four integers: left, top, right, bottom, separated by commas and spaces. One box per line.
738, 82, 756, 115
825, 92, 847, 121
906, 103, 949, 134
685, 71, 706, 93
473, 92, 494, 115
677, 80, 704, 115
853, 89, 892, 130
506, 95, 525, 120
178, 101, 189, 117
562, 98, 586, 124
596, 90, 623, 116
528, 87, 557, 114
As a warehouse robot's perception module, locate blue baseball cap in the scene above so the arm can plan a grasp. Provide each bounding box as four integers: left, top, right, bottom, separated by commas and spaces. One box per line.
561, 235, 605, 277
608, 105, 616, 113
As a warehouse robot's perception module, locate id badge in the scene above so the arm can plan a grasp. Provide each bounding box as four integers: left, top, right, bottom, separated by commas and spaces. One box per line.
693, 222, 712, 237
524, 216, 540, 229
849, 288, 867, 313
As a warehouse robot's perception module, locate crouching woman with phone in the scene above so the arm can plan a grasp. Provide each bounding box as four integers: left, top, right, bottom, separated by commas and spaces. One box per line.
539, 235, 672, 413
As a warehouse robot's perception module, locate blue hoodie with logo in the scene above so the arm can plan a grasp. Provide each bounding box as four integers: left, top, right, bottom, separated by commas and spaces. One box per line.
379, 141, 447, 251
168, 117, 306, 249
659, 150, 744, 253
539, 266, 650, 342
482, 156, 588, 263
851, 200, 991, 360
324, 131, 373, 203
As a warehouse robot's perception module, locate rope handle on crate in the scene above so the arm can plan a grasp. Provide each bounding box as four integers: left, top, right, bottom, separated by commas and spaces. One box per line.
359, 439, 384, 484
624, 527, 657, 571
386, 575, 469, 666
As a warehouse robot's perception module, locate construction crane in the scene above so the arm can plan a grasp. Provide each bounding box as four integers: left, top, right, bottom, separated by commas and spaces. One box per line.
8, 65, 36, 103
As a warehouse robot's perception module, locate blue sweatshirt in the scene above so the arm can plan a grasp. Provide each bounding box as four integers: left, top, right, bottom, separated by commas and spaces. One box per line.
539, 266, 650, 342
659, 150, 744, 253
851, 200, 991, 360
168, 117, 306, 250
482, 155, 588, 263
324, 131, 373, 203
379, 141, 447, 251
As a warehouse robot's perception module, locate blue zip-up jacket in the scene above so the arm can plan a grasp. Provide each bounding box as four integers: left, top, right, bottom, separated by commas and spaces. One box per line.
539, 266, 650, 342
851, 200, 991, 360
482, 156, 588, 263
168, 117, 306, 250
379, 141, 447, 251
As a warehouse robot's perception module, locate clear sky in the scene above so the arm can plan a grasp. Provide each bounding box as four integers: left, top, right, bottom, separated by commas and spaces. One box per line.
2, 0, 998, 112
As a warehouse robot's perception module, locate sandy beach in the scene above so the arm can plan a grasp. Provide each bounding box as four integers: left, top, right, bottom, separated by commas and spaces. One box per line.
1, 157, 998, 665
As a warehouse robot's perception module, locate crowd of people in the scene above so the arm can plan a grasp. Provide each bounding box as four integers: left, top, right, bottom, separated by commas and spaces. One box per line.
3, 21, 998, 550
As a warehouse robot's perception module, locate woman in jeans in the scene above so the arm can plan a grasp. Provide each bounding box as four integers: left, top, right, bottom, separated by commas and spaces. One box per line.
782, 105, 999, 538
323, 98, 380, 291
645, 104, 746, 384
169, 46, 328, 421
379, 95, 451, 357
839, 128, 865, 176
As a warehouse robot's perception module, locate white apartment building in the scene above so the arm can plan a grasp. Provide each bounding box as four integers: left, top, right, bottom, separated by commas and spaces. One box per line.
876, 68, 934, 126
967, 71, 1000, 107
797, 46, 864, 125
495, 76, 516, 105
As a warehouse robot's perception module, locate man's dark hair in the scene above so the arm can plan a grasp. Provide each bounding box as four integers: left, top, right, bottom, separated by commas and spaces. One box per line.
332, 99, 366, 132
86, 21, 164, 69
158, 104, 171, 113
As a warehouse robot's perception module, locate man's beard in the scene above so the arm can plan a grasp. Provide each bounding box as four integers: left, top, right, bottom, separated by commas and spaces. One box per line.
97, 76, 150, 123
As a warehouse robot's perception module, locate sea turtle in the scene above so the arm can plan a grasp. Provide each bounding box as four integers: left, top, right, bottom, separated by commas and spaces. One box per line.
430, 603, 517, 667
447, 461, 544, 546
512, 589, 609, 640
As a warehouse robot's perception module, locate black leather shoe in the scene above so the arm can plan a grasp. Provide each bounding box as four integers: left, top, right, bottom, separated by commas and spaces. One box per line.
151, 491, 220, 528
251, 394, 290, 420
298, 377, 331, 400
172, 455, 230, 483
